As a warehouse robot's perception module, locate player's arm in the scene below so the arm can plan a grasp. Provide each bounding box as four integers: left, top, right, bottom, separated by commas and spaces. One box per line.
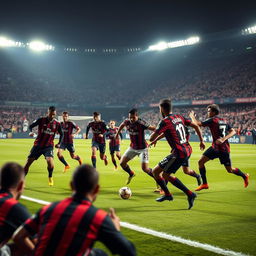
55, 124, 64, 147
149, 132, 164, 147
85, 123, 91, 139
189, 111, 203, 126
115, 122, 125, 139
72, 125, 81, 138
216, 127, 236, 144
119, 132, 123, 140
148, 125, 156, 131
189, 122, 205, 150
28, 118, 41, 136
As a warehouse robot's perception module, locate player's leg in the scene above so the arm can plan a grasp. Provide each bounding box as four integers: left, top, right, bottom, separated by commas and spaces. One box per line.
24, 146, 41, 175
57, 148, 70, 172
91, 145, 97, 168
120, 148, 136, 184
140, 148, 154, 178
99, 144, 108, 166
46, 157, 54, 186
24, 158, 35, 176
115, 150, 121, 160
182, 164, 202, 186
68, 144, 82, 165
111, 153, 118, 169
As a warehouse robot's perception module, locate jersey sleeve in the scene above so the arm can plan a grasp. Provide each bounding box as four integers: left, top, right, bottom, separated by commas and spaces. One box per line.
155, 120, 167, 134
181, 116, 191, 126
138, 119, 150, 129
71, 122, 79, 130
201, 118, 213, 127
97, 215, 136, 256
22, 210, 41, 235
29, 118, 42, 131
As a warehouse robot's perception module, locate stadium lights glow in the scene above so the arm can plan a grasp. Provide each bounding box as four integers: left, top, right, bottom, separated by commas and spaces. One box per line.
148, 36, 200, 51
0, 37, 16, 47
28, 41, 55, 51
242, 25, 256, 35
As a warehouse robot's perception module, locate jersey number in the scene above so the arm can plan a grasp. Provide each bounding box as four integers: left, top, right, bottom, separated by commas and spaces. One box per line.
219, 125, 226, 137
176, 124, 187, 144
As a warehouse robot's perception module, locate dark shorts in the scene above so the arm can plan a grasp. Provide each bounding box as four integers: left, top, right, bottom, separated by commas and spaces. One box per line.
109, 144, 120, 155
28, 145, 54, 160
158, 154, 189, 174
181, 157, 190, 167
59, 143, 75, 153
203, 146, 231, 166
92, 141, 106, 154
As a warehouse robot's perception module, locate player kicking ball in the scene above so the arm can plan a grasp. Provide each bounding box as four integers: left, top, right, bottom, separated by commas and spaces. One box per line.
56, 111, 82, 173
189, 104, 249, 191
149, 99, 205, 209
24, 106, 63, 186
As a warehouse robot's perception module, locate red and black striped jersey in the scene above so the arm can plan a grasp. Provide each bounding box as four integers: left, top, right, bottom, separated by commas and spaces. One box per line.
86, 121, 107, 144
61, 121, 79, 144
23, 195, 136, 256
106, 127, 122, 147
124, 118, 149, 150
202, 116, 231, 152
155, 114, 192, 158
30, 117, 62, 147
0, 190, 30, 245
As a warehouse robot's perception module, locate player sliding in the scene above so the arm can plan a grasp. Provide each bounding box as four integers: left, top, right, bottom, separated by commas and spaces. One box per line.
86, 112, 108, 168
189, 104, 249, 191
24, 106, 63, 186
115, 108, 156, 185
56, 111, 82, 173
149, 99, 205, 209
106, 120, 122, 170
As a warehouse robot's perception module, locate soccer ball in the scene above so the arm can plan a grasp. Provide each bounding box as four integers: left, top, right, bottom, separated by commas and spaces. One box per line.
119, 187, 132, 199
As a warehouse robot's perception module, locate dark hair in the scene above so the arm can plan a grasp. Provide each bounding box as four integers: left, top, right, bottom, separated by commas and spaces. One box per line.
72, 164, 99, 194
159, 99, 172, 112
93, 112, 100, 116
129, 108, 138, 115
62, 111, 69, 115
207, 104, 220, 115
48, 106, 56, 112
0, 162, 24, 190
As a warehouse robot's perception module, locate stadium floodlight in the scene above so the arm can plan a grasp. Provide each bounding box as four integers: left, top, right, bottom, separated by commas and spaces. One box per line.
148, 41, 168, 51
28, 41, 55, 51
242, 25, 256, 35
0, 37, 16, 47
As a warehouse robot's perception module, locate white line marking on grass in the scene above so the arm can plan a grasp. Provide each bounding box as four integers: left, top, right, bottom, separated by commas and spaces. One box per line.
21, 195, 250, 256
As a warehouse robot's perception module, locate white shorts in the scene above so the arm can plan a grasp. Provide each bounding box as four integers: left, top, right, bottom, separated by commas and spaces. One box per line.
123, 147, 149, 163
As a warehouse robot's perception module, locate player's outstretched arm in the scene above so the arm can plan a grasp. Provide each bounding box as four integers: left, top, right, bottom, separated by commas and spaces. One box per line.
216, 128, 236, 144
28, 118, 41, 136
85, 125, 90, 139
189, 111, 202, 126
56, 124, 64, 146
190, 122, 205, 150
148, 125, 156, 131
115, 122, 125, 140
149, 133, 165, 147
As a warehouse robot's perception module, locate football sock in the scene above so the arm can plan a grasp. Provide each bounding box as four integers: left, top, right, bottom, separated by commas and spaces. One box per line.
232, 168, 246, 178
168, 176, 192, 196
48, 167, 54, 178
156, 178, 171, 195
199, 167, 207, 184
58, 156, 68, 166
188, 170, 200, 178
91, 156, 96, 168
144, 168, 154, 178
116, 154, 121, 160
73, 155, 80, 161
112, 159, 117, 168
123, 165, 134, 176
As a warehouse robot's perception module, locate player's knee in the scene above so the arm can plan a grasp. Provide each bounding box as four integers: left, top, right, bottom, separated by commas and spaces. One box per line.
198, 159, 205, 168
162, 172, 169, 180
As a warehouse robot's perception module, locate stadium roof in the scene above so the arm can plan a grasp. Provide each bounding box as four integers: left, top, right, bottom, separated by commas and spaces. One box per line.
0, 1, 256, 48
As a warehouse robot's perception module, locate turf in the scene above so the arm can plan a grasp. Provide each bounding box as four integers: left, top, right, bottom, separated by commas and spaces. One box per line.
1, 139, 255, 256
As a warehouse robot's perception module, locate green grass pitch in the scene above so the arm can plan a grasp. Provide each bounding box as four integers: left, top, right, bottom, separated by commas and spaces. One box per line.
0, 139, 255, 255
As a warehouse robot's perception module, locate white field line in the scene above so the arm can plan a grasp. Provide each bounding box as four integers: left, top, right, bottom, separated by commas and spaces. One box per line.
21, 195, 250, 256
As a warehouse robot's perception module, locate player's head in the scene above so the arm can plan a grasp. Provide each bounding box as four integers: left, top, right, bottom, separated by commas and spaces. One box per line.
62, 111, 69, 122
109, 120, 116, 128
129, 108, 138, 123
71, 164, 99, 201
93, 112, 101, 122
48, 106, 56, 120
0, 162, 25, 200
207, 104, 220, 117
159, 99, 172, 117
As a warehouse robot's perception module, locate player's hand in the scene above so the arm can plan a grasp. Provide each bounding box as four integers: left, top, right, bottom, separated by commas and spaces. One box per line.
189, 110, 195, 118
109, 208, 120, 231
149, 140, 157, 148
55, 144, 60, 149
199, 141, 205, 151
98, 134, 104, 138
216, 138, 225, 144
71, 134, 75, 138
28, 132, 34, 137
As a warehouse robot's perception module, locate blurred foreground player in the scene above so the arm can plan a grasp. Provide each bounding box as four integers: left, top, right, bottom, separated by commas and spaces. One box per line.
0, 162, 30, 256
13, 164, 136, 256
86, 112, 108, 168
149, 99, 205, 209
189, 104, 249, 191
57, 111, 82, 173
106, 120, 122, 170
115, 108, 156, 184
24, 106, 63, 186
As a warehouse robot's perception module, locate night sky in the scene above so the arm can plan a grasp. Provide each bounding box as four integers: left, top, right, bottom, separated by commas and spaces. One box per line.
0, 0, 256, 48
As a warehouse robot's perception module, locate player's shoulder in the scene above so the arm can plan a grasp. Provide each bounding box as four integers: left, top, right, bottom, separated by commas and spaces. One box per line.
137, 118, 149, 126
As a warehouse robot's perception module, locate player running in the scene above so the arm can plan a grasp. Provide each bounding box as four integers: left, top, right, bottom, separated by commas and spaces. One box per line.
189, 104, 249, 191
86, 112, 108, 168
106, 120, 122, 170
24, 106, 63, 186
56, 111, 82, 173
149, 99, 205, 209
115, 108, 156, 185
